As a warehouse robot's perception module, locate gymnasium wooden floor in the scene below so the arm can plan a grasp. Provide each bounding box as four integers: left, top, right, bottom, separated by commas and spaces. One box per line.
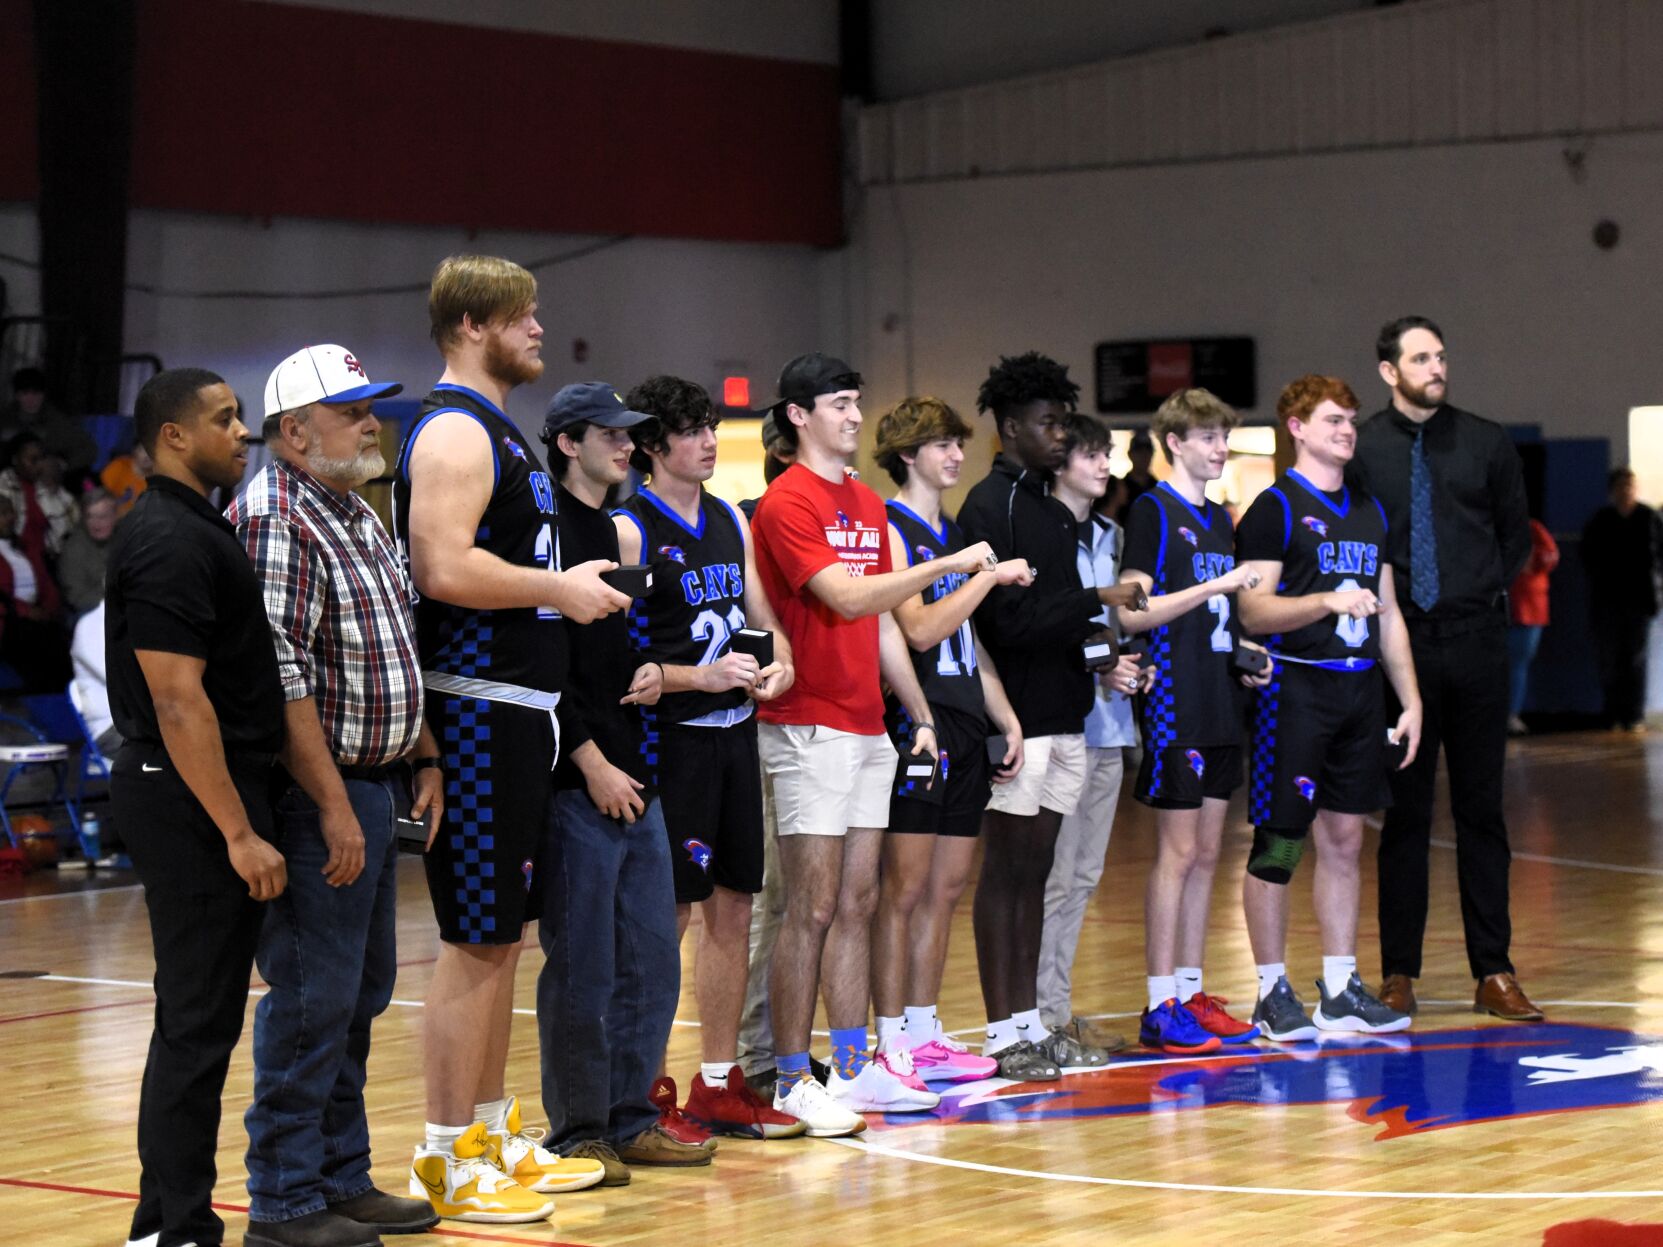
4, 731, 1663, 1246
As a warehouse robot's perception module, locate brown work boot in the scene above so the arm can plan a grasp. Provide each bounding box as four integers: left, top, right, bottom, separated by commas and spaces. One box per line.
1377, 974, 1417, 1017
618, 1122, 714, 1167
1063, 1015, 1129, 1053
1473, 972, 1544, 1021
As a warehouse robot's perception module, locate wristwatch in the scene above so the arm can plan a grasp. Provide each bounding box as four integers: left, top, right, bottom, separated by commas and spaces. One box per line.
411, 756, 443, 773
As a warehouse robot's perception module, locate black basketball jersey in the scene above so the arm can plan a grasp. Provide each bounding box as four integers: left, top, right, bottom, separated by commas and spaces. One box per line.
1236, 469, 1387, 664
885, 500, 987, 719
1121, 483, 1243, 748
392, 383, 568, 693
616, 486, 750, 723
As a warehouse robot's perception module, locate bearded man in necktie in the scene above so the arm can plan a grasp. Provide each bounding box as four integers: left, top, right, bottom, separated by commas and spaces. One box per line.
1346, 317, 1539, 1024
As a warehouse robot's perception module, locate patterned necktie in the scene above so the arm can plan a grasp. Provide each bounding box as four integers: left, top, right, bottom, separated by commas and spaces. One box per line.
1409, 427, 1440, 611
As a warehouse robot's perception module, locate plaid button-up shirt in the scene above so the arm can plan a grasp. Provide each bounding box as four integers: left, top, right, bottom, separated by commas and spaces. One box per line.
229, 457, 422, 766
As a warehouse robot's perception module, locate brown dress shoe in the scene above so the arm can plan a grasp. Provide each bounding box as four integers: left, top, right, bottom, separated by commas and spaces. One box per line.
1474, 972, 1544, 1021
1377, 974, 1417, 1017
618, 1122, 714, 1167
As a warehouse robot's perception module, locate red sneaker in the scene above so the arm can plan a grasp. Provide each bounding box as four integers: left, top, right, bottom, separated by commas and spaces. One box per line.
648, 1076, 718, 1151
684, 1066, 808, 1139
1183, 992, 1262, 1044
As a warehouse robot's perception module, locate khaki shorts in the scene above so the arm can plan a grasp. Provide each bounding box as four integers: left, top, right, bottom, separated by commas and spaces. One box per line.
758, 721, 899, 836
986, 732, 1087, 817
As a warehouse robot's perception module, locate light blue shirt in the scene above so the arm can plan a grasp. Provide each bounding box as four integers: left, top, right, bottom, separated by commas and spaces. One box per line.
1077, 512, 1140, 748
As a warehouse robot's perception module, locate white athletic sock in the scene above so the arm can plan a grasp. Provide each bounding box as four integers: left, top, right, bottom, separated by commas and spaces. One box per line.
472, 1098, 509, 1134
1257, 963, 1288, 1000
1175, 966, 1203, 1000
1013, 1008, 1045, 1042
875, 1014, 905, 1047
904, 1004, 938, 1043
1147, 975, 1178, 1010
700, 1062, 732, 1089
984, 1016, 1018, 1054
425, 1121, 468, 1153
1323, 955, 1357, 998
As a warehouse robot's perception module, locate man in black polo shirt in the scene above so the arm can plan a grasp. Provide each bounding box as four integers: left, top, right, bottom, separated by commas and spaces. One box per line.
108, 368, 287, 1247
1349, 316, 1538, 1022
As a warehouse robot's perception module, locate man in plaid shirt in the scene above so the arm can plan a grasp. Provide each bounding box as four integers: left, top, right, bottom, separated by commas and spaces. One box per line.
229, 344, 444, 1247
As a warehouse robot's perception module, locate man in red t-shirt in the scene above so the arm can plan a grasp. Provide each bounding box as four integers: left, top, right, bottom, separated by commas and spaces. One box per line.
751, 354, 997, 1136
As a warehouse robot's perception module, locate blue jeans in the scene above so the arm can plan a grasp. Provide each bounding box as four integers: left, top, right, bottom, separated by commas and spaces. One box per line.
537, 789, 679, 1151
245, 777, 400, 1222
1506, 624, 1544, 718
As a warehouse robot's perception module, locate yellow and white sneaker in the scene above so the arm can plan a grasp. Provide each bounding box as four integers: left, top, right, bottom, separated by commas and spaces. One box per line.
487, 1095, 607, 1193
409, 1122, 555, 1223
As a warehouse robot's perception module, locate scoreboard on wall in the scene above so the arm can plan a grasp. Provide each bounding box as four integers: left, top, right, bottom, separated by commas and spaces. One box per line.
1093, 337, 1256, 414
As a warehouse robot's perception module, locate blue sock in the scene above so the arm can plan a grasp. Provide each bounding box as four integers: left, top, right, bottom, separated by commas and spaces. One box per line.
777, 1051, 813, 1090
830, 1026, 869, 1078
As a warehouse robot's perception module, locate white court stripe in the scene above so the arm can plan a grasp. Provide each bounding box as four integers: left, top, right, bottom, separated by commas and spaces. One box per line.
0, 884, 142, 906
1430, 838, 1663, 878
825, 1137, 1663, 1200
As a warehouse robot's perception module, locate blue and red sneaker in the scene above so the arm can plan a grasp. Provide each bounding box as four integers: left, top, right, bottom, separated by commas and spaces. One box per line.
1139, 998, 1223, 1055
1183, 992, 1262, 1044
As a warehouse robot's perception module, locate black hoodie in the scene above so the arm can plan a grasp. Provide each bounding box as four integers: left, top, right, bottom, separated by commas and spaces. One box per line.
958, 453, 1104, 737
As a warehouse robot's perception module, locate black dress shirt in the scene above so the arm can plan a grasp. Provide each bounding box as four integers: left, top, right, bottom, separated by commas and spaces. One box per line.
1347, 403, 1530, 623
106, 474, 285, 752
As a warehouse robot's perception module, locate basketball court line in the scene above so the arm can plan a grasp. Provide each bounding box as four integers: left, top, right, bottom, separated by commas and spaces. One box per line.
824, 1137, 1663, 1200
0, 882, 142, 906
1430, 838, 1663, 878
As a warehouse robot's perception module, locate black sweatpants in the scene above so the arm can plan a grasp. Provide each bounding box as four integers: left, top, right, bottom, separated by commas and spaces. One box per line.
1593, 608, 1652, 729
115, 742, 274, 1247
1378, 616, 1514, 982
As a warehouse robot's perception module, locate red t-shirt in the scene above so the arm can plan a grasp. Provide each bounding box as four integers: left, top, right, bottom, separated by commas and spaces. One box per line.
752, 463, 892, 734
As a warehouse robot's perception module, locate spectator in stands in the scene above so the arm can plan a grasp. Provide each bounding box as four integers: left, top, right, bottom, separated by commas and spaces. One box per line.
1114, 429, 1158, 522
72, 600, 122, 756
57, 488, 117, 615
1, 365, 97, 474
0, 493, 70, 692
1582, 467, 1663, 732
1506, 516, 1559, 735
0, 431, 80, 559
102, 438, 153, 518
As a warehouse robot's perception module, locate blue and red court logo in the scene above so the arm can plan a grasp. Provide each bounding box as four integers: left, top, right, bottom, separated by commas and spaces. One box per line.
879, 1024, 1663, 1139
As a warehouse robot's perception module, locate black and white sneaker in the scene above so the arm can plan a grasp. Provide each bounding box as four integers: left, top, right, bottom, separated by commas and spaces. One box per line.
1313, 974, 1413, 1034
1251, 976, 1319, 1042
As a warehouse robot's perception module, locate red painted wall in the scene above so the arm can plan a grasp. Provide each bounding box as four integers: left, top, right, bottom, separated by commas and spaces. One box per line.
0, 0, 38, 202
5, 0, 843, 246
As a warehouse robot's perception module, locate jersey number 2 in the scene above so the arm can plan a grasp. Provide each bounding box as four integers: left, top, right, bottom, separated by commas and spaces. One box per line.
693, 605, 747, 666
1206, 594, 1233, 653
1334, 577, 1369, 648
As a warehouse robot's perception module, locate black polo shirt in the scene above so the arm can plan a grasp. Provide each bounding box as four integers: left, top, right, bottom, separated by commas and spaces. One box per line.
106, 473, 285, 753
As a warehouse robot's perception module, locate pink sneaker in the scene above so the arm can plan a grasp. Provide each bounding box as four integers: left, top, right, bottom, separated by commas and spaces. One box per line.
909, 1036, 998, 1083
875, 1041, 930, 1092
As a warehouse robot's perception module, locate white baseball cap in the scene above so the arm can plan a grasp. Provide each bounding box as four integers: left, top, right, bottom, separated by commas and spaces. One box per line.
264, 344, 402, 418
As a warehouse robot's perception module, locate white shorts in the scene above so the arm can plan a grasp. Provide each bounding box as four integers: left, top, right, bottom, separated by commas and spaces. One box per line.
986, 732, 1088, 818
758, 722, 898, 837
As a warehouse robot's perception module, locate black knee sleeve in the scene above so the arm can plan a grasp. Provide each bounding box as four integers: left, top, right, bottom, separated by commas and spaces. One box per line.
1247, 826, 1307, 885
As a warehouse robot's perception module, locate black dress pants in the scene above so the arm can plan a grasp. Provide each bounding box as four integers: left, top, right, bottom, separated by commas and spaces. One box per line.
115, 742, 274, 1247
1378, 616, 1514, 982
1593, 608, 1652, 729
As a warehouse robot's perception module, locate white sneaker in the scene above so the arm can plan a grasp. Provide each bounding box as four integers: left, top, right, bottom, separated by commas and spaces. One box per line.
827, 1055, 941, 1113
123, 1237, 188, 1247
773, 1075, 868, 1137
